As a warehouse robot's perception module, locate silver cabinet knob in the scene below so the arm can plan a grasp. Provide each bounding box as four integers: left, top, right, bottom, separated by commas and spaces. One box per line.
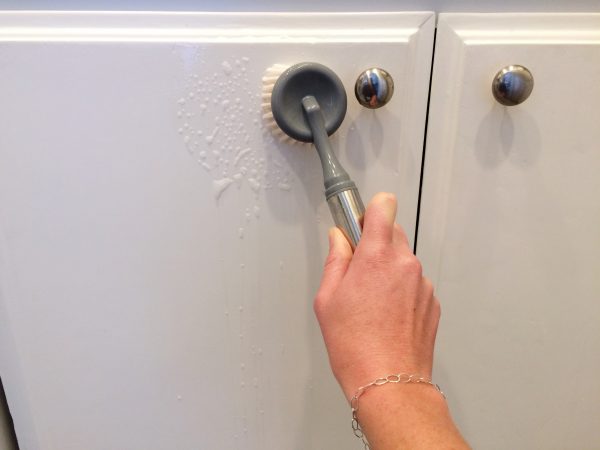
492, 65, 534, 106
355, 68, 394, 109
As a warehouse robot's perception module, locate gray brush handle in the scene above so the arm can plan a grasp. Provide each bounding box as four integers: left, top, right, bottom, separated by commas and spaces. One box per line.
301, 95, 365, 249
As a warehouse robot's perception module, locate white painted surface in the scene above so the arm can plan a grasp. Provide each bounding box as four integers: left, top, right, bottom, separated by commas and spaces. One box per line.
0, 12, 434, 449
419, 14, 600, 449
1, 0, 600, 13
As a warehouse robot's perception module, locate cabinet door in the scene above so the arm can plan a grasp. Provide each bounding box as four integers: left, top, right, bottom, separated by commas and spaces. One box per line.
419, 14, 600, 449
0, 12, 435, 449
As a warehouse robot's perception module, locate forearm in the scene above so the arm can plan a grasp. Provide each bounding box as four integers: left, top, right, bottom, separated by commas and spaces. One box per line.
355, 383, 470, 450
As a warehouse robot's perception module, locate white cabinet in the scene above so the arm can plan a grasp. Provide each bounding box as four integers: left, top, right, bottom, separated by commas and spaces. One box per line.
419, 14, 600, 449
2, 10, 599, 450
0, 12, 435, 449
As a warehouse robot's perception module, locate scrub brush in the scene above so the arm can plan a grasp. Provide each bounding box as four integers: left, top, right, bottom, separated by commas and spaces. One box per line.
262, 62, 365, 249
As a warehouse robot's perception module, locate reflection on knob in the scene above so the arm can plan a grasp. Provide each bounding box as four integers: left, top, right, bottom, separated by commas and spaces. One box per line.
492, 65, 534, 106
355, 68, 394, 109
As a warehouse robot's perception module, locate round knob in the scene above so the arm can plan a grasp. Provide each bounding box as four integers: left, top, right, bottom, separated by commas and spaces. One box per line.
355, 68, 394, 109
492, 65, 534, 106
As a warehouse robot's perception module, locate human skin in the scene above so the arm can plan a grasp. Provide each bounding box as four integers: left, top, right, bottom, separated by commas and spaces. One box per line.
314, 192, 470, 450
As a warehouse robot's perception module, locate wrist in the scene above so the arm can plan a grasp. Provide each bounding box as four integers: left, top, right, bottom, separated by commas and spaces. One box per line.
350, 374, 457, 450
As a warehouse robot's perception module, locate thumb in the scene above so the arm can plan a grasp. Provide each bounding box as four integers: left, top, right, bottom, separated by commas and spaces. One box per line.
315, 227, 353, 304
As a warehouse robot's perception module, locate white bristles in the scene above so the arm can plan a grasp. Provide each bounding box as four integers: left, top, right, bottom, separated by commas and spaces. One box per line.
261, 63, 308, 147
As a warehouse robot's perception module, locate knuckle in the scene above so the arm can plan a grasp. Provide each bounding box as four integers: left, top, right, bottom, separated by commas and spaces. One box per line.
401, 255, 423, 276
313, 292, 328, 317
323, 253, 338, 270
360, 240, 392, 264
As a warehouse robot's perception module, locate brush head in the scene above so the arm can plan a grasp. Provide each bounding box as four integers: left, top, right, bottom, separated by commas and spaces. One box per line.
269, 62, 347, 143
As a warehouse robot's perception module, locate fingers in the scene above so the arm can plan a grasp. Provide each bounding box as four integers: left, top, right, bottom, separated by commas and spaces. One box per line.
314, 227, 353, 312
359, 192, 397, 248
393, 223, 410, 250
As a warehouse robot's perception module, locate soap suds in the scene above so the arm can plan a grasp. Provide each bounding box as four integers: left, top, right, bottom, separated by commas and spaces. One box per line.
247, 178, 261, 193
233, 147, 252, 166
175, 53, 295, 238
213, 177, 233, 200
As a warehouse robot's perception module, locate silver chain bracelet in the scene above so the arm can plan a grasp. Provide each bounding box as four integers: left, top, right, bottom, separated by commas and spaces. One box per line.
350, 373, 446, 450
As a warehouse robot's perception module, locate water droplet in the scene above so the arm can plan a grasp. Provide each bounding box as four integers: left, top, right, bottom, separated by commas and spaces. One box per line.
277, 182, 291, 191
224, 310, 229, 316
253, 206, 261, 218
177, 97, 186, 105
233, 147, 252, 166
240, 263, 245, 269
247, 178, 261, 193
205, 126, 220, 145
279, 261, 284, 270
222, 61, 233, 75
238, 227, 244, 239
241, 363, 245, 370
177, 395, 182, 401
213, 177, 234, 200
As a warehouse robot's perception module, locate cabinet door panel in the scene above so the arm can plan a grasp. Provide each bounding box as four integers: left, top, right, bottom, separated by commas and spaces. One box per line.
419, 13, 600, 450
0, 12, 434, 449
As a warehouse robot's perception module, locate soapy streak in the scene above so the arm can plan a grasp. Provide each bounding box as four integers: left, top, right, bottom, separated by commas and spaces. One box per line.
233, 148, 252, 166
213, 177, 233, 200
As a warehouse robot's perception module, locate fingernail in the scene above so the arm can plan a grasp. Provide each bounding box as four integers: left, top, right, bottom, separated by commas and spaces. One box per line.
377, 192, 397, 223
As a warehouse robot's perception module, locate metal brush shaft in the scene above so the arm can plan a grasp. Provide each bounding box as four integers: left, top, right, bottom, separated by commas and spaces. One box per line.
327, 188, 364, 249
301, 95, 365, 250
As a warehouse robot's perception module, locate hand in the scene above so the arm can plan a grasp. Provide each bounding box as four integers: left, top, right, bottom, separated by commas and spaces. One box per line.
314, 192, 440, 400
